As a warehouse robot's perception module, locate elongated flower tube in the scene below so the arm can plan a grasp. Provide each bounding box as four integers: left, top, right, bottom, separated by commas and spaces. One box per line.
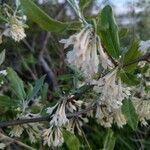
47, 101, 69, 127
60, 25, 99, 79
97, 37, 114, 69
43, 126, 64, 147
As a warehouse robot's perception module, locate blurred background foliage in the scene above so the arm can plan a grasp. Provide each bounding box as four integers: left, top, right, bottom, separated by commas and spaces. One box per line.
0, 0, 150, 149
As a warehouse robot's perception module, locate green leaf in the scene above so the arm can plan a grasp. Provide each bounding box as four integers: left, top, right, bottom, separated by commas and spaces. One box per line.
63, 130, 80, 150
41, 83, 48, 102
0, 49, 5, 65
58, 74, 73, 81
119, 70, 140, 86
119, 28, 128, 39
79, 0, 92, 12
20, 0, 68, 32
123, 40, 141, 72
26, 75, 45, 101
98, 5, 120, 58
7, 68, 26, 100
122, 98, 138, 130
103, 129, 116, 150
0, 95, 17, 108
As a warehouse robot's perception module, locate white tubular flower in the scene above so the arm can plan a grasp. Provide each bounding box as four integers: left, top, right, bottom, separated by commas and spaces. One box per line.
67, 118, 83, 135
97, 37, 114, 69
9, 113, 43, 143
0, 143, 6, 150
133, 98, 150, 126
60, 26, 99, 79
94, 68, 130, 109
113, 109, 126, 128
2, 15, 27, 42
95, 104, 113, 128
3, 23, 26, 42
0, 70, 7, 76
95, 103, 126, 128
43, 126, 64, 147
9, 125, 24, 137
48, 101, 69, 126
66, 98, 84, 113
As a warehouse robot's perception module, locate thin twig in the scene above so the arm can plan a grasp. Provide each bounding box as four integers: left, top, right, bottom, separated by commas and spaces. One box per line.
0, 101, 94, 128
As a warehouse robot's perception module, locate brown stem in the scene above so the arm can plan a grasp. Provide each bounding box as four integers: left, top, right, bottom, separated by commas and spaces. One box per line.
0, 105, 95, 127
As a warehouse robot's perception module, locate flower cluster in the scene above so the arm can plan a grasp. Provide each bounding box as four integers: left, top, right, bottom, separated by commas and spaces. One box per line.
43, 126, 64, 147
95, 103, 126, 128
133, 98, 150, 126
42, 101, 68, 147
43, 97, 87, 147
3, 17, 26, 42
93, 68, 131, 109
60, 24, 132, 129
60, 26, 99, 79
9, 113, 43, 143
0, 5, 27, 44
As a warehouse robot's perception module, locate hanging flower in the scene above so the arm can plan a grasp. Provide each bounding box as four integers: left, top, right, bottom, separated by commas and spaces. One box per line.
42, 126, 64, 147
95, 102, 126, 128
9, 125, 24, 137
60, 25, 99, 79
0, 70, 7, 76
0, 5, 27, 44
66, 98, 84, 113
94, 68, 130, 109
47, 101, 69, 127
97, 37, 114, 69
133, 98, 150, 126
3, 17, 26, 42
9, 113, 43, 143
95, 103, 113, 128
113, 109, 126, 127
0, 143, 6, 150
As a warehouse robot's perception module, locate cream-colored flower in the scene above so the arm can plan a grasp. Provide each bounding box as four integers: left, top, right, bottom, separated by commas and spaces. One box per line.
9, 125, 24, 137
48, 101, 69, 126
9, 113, 43, 143
0, 70, 7, 76
95, 103, 113, 128
0, 143, 6, 150
43, 126, 64, 147
138, 61, 146, 68
97, 37, 114, 69
95, 102, 126, 128
94, 68, 130, 109
3, 23, 26, 42
66, 99, 83, 113
60, 26, 99, 79
113, 109, 126, 128
67, 118, 82, 135
133, 98, 150, 126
